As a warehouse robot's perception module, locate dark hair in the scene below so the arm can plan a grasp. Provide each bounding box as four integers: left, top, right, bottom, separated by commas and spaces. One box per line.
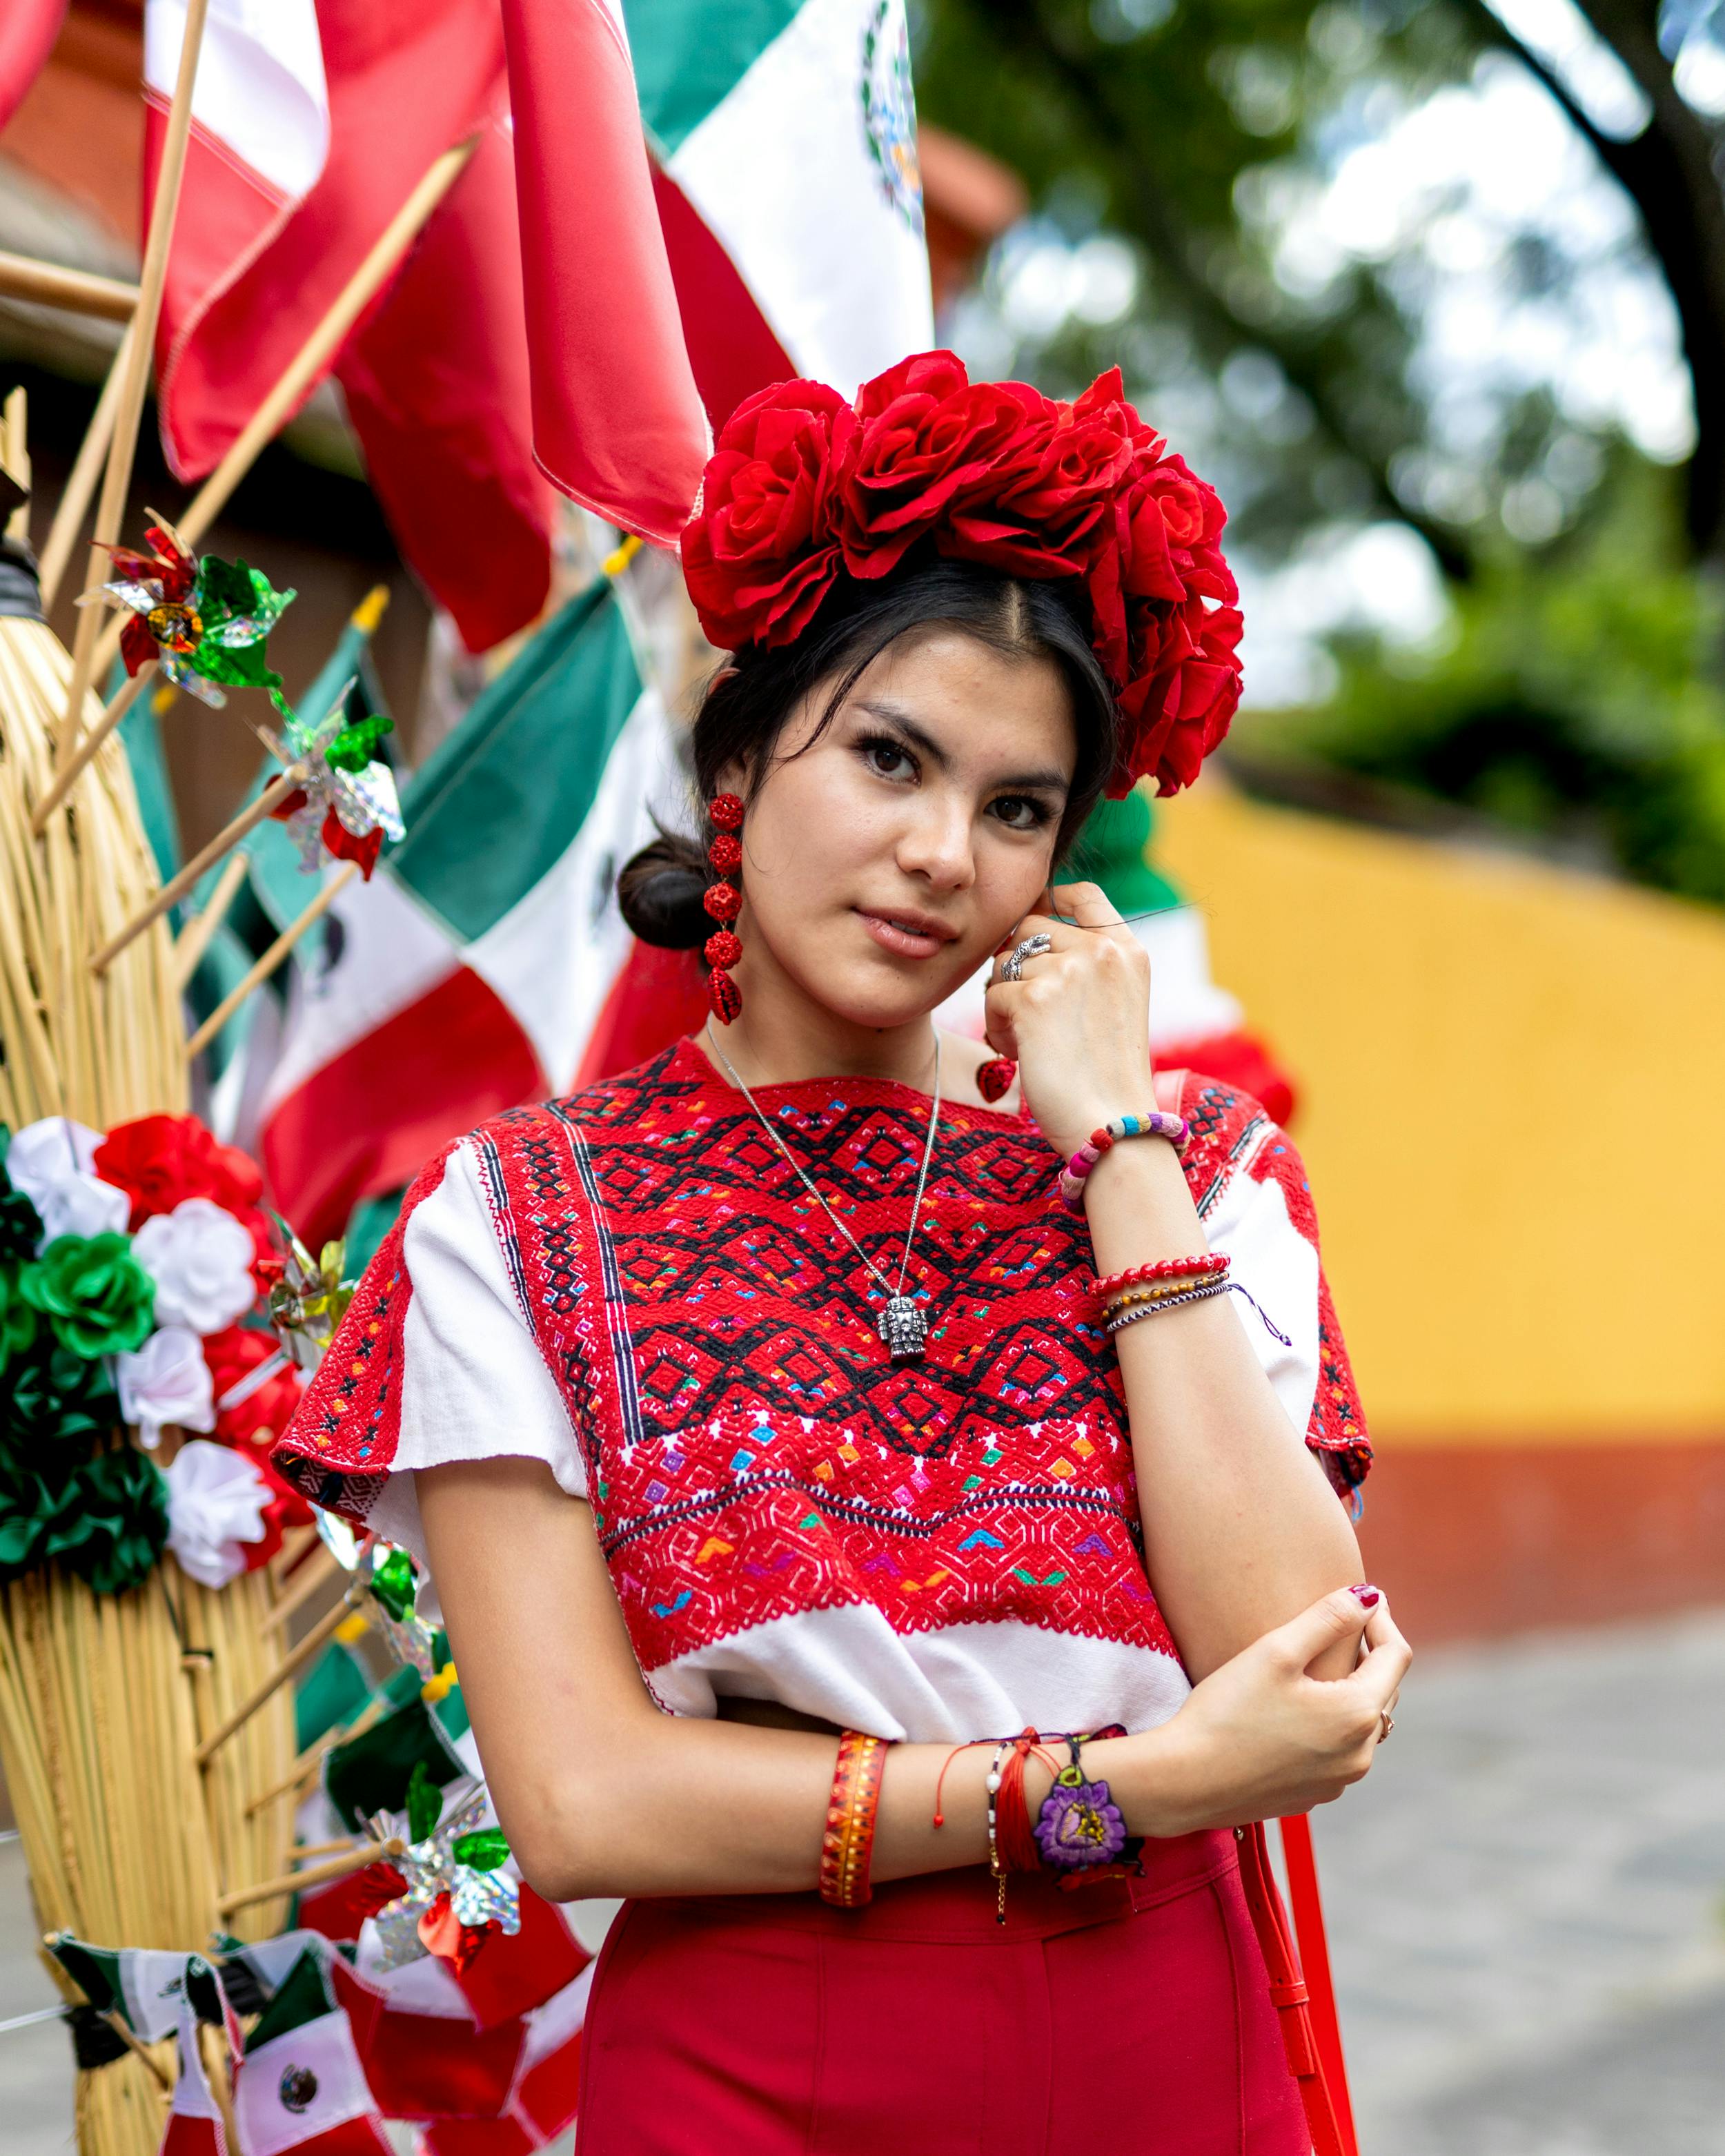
618, 556, 1119, 949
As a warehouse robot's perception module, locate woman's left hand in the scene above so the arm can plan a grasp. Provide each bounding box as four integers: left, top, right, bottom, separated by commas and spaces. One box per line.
983, 881, 1154, 1161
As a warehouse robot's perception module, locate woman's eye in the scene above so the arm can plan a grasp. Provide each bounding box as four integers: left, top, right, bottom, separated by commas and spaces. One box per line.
861, 738, 914, 779
991, 795, 1049, 831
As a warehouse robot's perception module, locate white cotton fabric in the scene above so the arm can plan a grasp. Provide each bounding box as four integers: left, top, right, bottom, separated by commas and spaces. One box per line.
376, 1126, 1324, 1738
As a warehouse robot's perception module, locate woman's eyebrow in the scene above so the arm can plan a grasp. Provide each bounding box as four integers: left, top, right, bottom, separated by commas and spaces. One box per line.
853, 698, 1070, 795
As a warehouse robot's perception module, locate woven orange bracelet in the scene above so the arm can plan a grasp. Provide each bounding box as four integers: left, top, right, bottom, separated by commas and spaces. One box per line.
818, 1730, 888, 1907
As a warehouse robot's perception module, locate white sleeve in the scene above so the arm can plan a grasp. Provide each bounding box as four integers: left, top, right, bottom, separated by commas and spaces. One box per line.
1200, 1139, 1321, 1448
361, 1139, 587, 1563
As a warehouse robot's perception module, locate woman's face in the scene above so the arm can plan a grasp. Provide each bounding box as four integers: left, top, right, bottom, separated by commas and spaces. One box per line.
730, 627, 1078, 1032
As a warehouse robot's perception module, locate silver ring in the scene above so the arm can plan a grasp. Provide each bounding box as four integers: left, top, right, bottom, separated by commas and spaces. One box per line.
1001, 933, 1052, 983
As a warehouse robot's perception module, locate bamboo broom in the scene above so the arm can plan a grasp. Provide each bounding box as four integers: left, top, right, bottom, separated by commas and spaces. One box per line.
0, 419, 295, 2156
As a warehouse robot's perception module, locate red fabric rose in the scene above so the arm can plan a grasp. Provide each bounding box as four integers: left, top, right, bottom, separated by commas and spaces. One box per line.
95, 1113, 264, 1228
940, 375, 1135, 581
204, 1324, 306, 1448
682, 379, 851, 649
834, 357, 1049, 576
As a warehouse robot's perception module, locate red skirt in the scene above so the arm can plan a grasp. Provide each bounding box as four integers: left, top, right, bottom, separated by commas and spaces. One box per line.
574, 1827, 1310, 2155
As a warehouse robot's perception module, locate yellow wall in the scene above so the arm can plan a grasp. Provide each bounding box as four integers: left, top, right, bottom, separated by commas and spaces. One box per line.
1154, 775, 1725, 1444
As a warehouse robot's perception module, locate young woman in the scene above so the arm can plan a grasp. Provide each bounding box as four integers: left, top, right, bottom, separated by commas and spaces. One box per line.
281, 355, 1408, 2155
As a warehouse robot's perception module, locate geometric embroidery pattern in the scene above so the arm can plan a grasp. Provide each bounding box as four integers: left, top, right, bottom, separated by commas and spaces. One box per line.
279, 1041, 1371, 1685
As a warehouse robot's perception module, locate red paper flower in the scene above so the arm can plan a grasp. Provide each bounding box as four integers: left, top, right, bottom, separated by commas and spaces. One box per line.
203, 1324, 306, 1447
680, 354, 1243, 798
94, 1113, 264, 1228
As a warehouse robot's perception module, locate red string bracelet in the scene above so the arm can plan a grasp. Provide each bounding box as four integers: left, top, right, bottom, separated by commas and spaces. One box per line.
1093, 1253, 1227, 1300
997, 1731, 1060, 1874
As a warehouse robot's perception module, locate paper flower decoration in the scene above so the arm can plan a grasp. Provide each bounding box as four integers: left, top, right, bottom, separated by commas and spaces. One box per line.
131, 1197, 258, 1335
265, 1226, 355, 1367
163, 1439, 271, 1587
115, 1324, 215, 1448
366, 1787, 520, 1975
270, 688, 403, 882
81, 513, 295, 715
7, 1119, 129, 1246
0, 1130, 45, 1262
21, 1233, 155, 1359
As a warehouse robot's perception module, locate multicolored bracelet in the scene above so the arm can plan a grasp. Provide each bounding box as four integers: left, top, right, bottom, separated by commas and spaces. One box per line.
1057, 1112, 1190, 1214
818, 1730, 888, 1908
1103, 1277, 1231, 1332
1094, 1253, 1225, 1300
1105, 1268, 1231, 1316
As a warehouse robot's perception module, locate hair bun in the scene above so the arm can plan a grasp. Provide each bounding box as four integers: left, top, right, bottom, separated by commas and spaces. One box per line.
616, 831, 709, 950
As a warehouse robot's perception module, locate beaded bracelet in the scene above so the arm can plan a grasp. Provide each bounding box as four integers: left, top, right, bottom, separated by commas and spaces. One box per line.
818, 1731, 888, 1908
1104, 1277, 1230, 1333
984, 1738, 1014, 1923
1103, 1268, 1230, 1316
1094, 1253, 1226, 1299
1057, 1112, 1190, 1214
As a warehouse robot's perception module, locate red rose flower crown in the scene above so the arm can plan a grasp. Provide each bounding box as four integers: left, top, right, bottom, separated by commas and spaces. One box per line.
680, 350, 1243, 798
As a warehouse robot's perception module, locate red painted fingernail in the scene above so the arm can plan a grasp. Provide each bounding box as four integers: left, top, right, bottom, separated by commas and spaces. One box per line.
1350, 1582, 1381, 1607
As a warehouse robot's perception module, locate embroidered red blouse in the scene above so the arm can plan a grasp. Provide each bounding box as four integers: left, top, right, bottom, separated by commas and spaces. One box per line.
277, 1040, 1369, 1743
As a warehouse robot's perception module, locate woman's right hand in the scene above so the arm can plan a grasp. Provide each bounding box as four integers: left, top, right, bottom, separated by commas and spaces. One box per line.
1127, 1586, 1411, 1834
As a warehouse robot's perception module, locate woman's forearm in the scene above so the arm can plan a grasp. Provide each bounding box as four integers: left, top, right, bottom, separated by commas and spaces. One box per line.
1082, 1140, 1363, 1680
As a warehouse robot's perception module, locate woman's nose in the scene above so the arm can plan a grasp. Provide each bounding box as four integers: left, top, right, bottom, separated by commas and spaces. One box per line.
897, 796, 976, 890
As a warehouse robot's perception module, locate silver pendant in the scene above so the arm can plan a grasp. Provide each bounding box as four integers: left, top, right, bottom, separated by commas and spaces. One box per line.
878, 1293, 929, 1360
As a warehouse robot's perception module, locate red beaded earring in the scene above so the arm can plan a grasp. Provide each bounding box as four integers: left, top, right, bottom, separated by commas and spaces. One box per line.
976, 1057, 1016, 1104
702, 793, 745, 1023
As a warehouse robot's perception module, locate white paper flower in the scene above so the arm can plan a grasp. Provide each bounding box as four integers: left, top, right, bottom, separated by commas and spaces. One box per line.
164, 1440, 270, 1588
130, 1197, 257, 1333
115, 1326, 215, 1448
7, 1117, 130, 1245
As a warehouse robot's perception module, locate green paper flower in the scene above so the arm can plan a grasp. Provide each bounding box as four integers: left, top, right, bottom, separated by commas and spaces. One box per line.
406, 1758, 443, 1843
0, 1260, 39, 1374
371, 1546, 418, 1622
0, 1129, 44, 1262
0, 1444, 166, 1594
68, 1449, 170, 1596
0, 1335, 118, 1467
21, 1234, 154, 1360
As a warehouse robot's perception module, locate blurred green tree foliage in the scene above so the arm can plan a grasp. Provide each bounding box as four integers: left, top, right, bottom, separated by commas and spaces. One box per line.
915, 0, 1725, 902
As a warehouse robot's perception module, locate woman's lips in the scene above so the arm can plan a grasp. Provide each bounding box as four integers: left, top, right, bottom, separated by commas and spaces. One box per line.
855, 909, 955, 960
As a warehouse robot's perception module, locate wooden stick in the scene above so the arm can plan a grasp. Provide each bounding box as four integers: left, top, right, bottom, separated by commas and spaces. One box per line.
184, 861, 357, 1059
199, 2023, 241, 2156
37, 320, 137, 611
214, 1836, 406, 1919
40, 1935, 175, 2093
30, 661, 157, 834
194, 1593, 355, 1767
52, 0, 211, 771
88, 765, 302, 972
269, 1523, 321, 1591
170, 849, 248, 991
293, 1836, 366, 1860
1, 391, 27, 549
259, 1542, 342, 1638
0, 251, 139, 322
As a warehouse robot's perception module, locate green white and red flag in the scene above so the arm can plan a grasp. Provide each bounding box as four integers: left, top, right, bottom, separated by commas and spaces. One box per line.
504, 0, 935, 533
161, 1993, 228, 2156
254, 580, 680, 1248
234, 1945, 391, 2156
142, 0, 552, 651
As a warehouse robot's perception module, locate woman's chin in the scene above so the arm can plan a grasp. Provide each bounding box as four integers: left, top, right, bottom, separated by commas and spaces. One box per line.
787, 954, 974, 1033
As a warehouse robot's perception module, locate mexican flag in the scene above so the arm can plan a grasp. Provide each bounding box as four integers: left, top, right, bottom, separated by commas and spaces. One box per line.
235, 1946, 391, 2156
45, 1937, 219, 2043
164, 1994, 227, 2156
416, 1963, 593, 2156
505, 0, 934, 533
257, 580, 680, 1248
144, 0, 551, 652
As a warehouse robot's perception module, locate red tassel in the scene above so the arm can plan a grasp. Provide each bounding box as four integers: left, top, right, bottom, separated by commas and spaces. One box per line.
976, 1057, 1016, 1103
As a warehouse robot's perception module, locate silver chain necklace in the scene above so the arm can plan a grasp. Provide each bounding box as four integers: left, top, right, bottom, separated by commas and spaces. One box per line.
704, 1023, 943, 1360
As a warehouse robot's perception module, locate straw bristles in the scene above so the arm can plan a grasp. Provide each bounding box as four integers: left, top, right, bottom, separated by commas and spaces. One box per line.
0, 616, 184, 1124
1, 601, 298, 2154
